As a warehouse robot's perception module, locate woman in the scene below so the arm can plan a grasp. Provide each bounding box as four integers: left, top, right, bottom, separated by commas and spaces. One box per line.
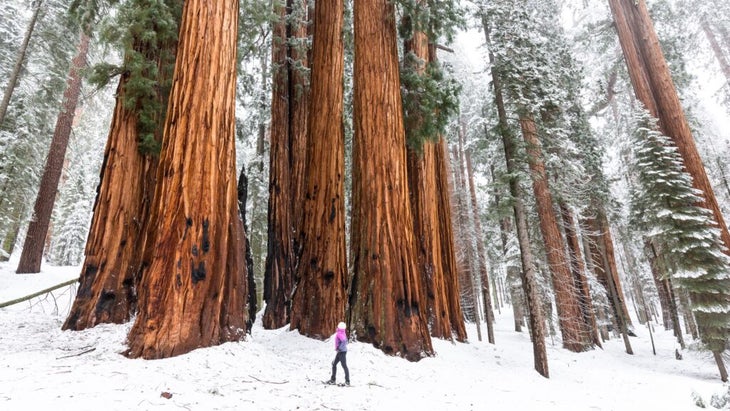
327, 322, 350, 386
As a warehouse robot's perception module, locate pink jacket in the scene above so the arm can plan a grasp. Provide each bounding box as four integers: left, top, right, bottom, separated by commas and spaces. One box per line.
334, 328, 348, 352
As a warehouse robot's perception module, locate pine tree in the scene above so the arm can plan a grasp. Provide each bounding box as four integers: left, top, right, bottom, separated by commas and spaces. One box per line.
629, 108, 730, 382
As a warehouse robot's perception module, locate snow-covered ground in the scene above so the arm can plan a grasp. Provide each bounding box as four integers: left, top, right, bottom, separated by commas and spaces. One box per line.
1, 258, 728, 410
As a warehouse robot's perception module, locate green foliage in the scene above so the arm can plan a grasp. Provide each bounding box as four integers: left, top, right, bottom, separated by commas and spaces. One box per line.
396, 0, 465, 44
396, 0, 463, 152
629, 107, 730, 353
400, 53, 460, 152
92, 0, 182, 155
68, 0, 119, 32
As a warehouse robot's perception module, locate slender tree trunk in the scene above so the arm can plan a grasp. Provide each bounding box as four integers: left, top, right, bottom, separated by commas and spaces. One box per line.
289, 0, 348, 338
125, 0, 248, 359
0, 0, 42, 128
597, 213, 633, 326
713, 351, 729, 382
608, 0, 730, 253
677, 289, 699, 340
0, 204, 24, 261
451, 141, 477, 324
665, 279, 685, 349
348, 0, 433, 360
583, 213, 633, 353
17, 32, 90, 274
583, 214, 633, 331
560, 203, 601, 348
646, 240, 685, 348
485, 15, 548, 376
491, 164, 524, 332
645, 239, 673, 330
519, 113, 591, 352
465, 148, 495, 344
598, 232, 634, 354
503, 121, 548, 377
263, 2, 295, 328
702, 19, 730, 83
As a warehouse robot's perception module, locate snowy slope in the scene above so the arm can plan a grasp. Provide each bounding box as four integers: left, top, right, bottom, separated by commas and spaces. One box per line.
0, 260, 727, 411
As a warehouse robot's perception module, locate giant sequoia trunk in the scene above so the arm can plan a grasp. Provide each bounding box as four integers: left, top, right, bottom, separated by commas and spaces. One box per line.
404, 31, 466, 342
125, 0, 248, 359
349, 0, 433, 360
263, 2, 296, 328
519, 114, 592, 352
608, 0, 730, 252
63, 76, 158, 330
64, 5, 180, 329
289, 0, 347, 339
17, 32, 90, 274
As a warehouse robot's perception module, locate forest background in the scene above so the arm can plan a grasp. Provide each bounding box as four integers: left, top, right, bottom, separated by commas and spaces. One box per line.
2, 0, 730, 405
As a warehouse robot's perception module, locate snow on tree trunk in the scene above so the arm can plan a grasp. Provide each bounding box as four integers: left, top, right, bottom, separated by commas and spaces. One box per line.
348, 0, 433, 360
289, 0, 347, 339
17, 32, 90, 274
125, 0, 248, 359
486, 25, 548, 375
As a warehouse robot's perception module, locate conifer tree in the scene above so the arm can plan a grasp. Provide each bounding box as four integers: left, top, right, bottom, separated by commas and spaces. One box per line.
629, 108, 730, 382
0, 0, 77, 261
63, 0, 182, 331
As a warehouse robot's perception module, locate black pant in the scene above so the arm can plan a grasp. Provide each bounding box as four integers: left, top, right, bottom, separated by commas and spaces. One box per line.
331, 351, 349, 383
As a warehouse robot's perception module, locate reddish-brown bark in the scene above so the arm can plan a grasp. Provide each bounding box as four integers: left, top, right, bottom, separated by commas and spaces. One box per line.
608, 0, 730, 253
519, 114, 592, 352
125, 0, 248, 359
289, 0, 347, 338
263, 2, 295, 329
349, 0, 433, 360
63, 76, 157, 330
